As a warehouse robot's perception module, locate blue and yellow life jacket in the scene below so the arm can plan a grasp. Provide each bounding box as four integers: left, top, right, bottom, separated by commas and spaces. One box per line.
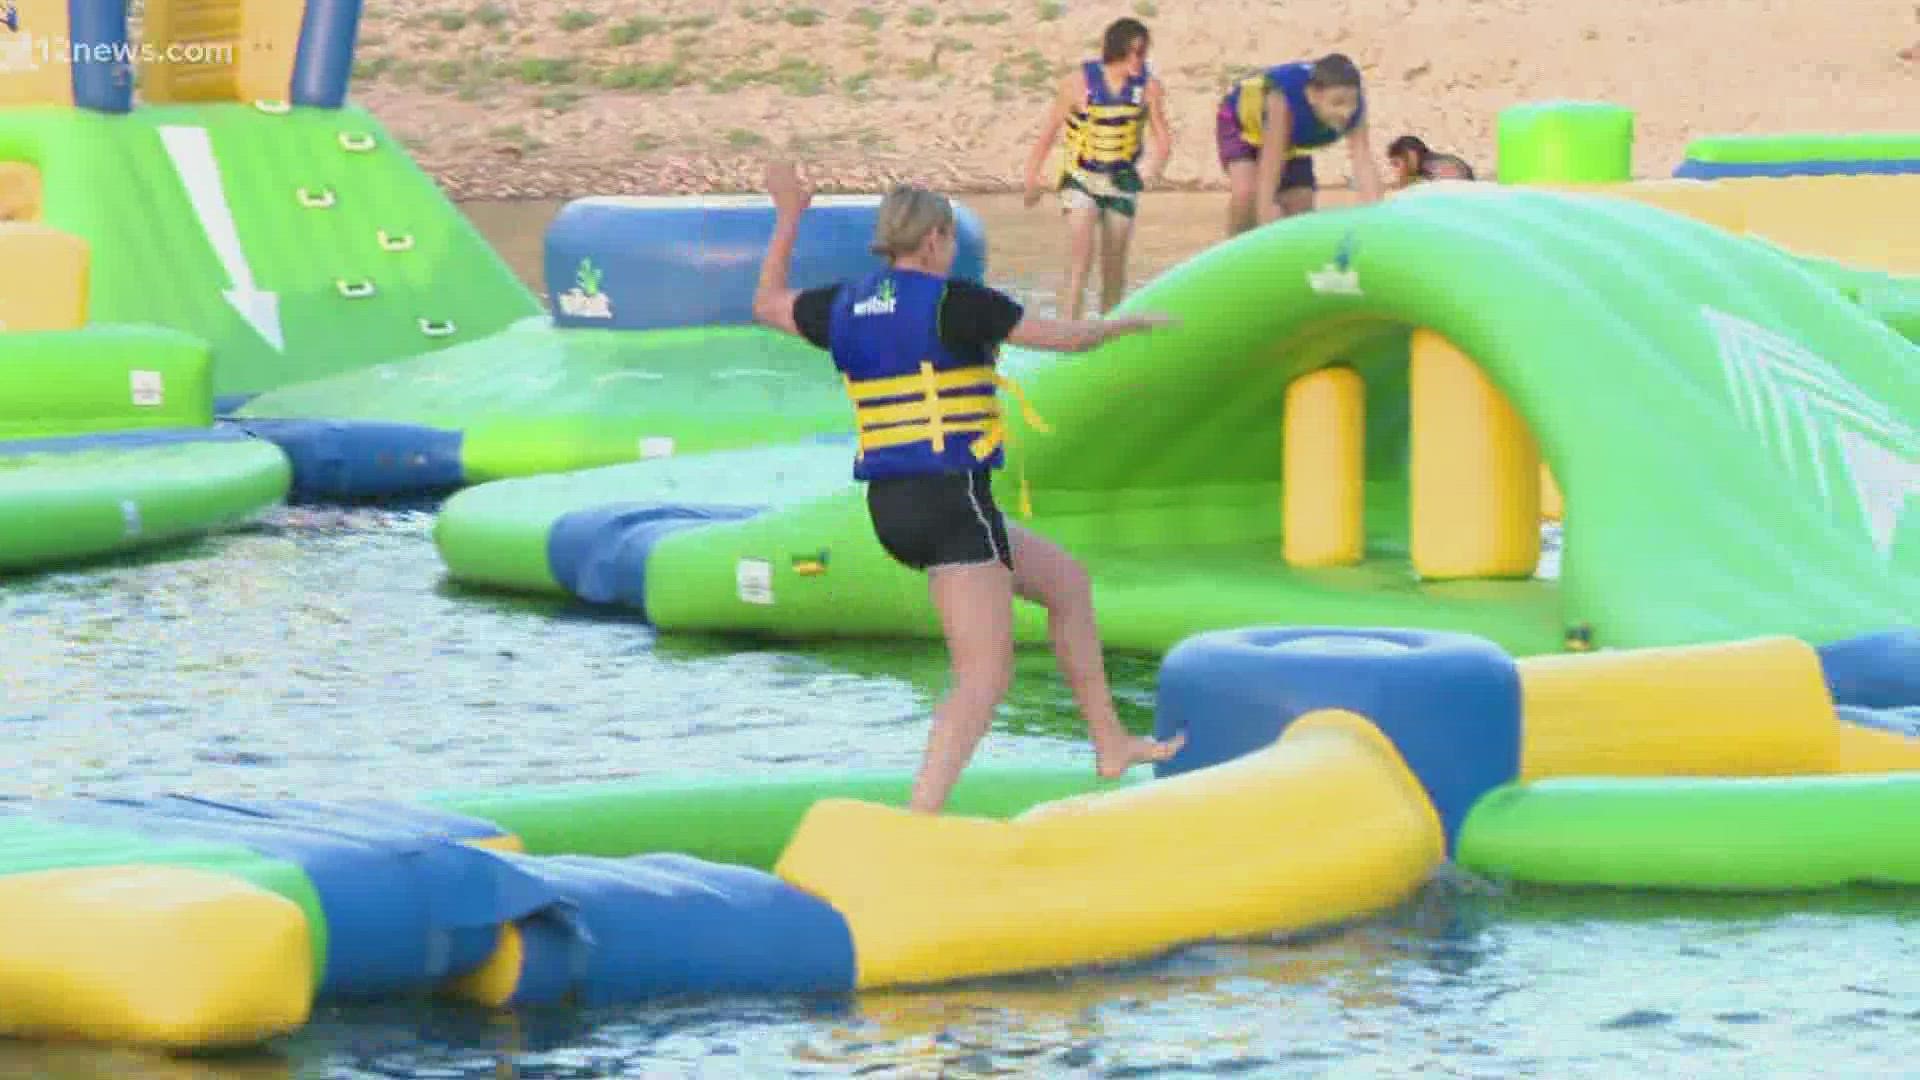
1224, 61, 1365, 156
828, 270, 1046, 494
1062, 59, 1150, 176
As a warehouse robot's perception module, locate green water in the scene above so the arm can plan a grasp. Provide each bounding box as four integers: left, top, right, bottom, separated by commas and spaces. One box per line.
1, 509, 1915, 1078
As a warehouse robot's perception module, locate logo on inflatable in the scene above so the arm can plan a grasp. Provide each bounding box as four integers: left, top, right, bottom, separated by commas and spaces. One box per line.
852, 278, 897, 317
1, 3, 16, 33
1307, 229, 1362, 296
557, 257, 613, 320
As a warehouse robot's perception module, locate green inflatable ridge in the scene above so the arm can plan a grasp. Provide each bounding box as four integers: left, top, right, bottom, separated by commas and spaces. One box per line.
428, 765, 1140, 870
0, 325, 212, 439
436, 439, 857, 594
639, 185, 1918, 656
1683, 133, 1920, 165
0, 103, 540, 396
0, 438, 290, 572
239, 319, 855, 481
1457, 775, 1920, 891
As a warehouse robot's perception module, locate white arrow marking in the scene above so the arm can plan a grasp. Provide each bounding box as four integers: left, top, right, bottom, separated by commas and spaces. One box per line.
158, 125, 284, 351
1704, 306, 1917, 559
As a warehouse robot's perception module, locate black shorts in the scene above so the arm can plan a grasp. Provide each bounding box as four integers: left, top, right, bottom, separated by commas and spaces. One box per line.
865, 469, 1013, 572
1279, 155, 1316, 191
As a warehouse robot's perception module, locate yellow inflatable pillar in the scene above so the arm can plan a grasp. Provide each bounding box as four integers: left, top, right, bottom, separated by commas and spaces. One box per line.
1282, 366, 1366, 567
235, 0, 306, 105
775, 710, 1444, 990
0, 865, 312, 1047
1409, 328, 1541, 579
141, 0, 306, 104
0, 163, 39, 220
0, 0, 76, 106
0, 222, 88, 331
1516, 636, 1842, 779
1540, 463, 1563, 523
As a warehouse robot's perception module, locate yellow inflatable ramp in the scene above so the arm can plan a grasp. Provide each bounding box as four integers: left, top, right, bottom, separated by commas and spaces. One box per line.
776, 712, 1445, 989
0, 865, 312, 1047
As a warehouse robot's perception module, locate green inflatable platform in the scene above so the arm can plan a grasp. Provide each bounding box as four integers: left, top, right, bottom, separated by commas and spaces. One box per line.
238, 320, 855, 482
476, 185, 1917, 658
0, 325, 213, 439
0, 433, 290, 573
1458, 774, 1920, 891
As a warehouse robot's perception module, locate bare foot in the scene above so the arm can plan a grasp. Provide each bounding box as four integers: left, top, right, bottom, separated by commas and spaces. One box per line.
1095, 731, 1187, 778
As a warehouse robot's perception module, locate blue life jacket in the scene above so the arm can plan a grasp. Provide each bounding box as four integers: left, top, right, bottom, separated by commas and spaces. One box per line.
1225, 61, 1365, 153
827, 269, 1006, 482
1064, 59, 1151, 175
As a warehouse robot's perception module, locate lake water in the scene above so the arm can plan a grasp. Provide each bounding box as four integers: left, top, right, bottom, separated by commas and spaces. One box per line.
1, 193, 1913, 1078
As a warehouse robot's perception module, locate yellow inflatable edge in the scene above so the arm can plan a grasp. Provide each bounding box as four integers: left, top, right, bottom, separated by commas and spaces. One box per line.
0, 864, 312, 1047
776, 710, 1446, 990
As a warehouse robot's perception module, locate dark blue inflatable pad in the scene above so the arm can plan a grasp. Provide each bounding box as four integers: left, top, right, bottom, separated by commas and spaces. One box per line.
548, 502, 765, 616
544, 195, 989, 331
228, 418, 464, 501
500, 851, 856, 1005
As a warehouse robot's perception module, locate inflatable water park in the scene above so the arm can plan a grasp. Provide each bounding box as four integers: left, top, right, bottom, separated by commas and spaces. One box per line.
0, 0, 1916, 1054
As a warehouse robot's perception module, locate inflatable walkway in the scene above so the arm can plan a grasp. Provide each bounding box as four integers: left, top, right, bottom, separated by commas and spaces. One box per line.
441, 183, 1919, 657
0, 626, 1911, 1049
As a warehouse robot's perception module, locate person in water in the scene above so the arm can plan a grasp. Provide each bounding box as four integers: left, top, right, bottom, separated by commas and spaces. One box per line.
1421, 153, 1476, 181
1387, 135, 1476, 186
1216, 52, 1384, 235
1386, 134, 1432, 189
1020, 17, 1173, 319
752, 160, 1185, 814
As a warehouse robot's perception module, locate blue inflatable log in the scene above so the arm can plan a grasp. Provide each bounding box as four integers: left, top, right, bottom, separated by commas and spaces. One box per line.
1818, 628, 1920, 710
69, 0, 133, 114
544, 195, 989, 331
291, 0, 365, 108
478, 852, 856, 1006
1153, 626, 1523, 850
23, 796, 554, 998
228, 418, 465, 501
547, 502, 766, 616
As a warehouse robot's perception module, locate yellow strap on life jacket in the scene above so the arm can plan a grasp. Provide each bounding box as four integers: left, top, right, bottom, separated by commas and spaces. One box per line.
1233, 74, 1313, 158
842, 363, 1052, 517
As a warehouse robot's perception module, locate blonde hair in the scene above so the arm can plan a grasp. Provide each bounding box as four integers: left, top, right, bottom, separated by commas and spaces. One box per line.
869, 184, 955, 259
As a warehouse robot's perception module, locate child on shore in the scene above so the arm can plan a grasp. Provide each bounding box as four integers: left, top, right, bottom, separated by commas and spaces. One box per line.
1021, 17, 1173, 319
1216, 53, 1384, 235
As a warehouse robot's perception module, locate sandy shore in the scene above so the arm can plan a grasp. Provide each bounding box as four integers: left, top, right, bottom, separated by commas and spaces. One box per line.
353, 0, 1919, 200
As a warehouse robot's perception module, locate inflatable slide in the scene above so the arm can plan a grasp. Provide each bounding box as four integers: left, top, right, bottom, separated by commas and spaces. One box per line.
0, 625, 1911, 1049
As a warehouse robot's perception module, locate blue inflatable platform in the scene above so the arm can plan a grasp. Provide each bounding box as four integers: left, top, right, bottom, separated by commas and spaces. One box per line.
544, 194, 990, 331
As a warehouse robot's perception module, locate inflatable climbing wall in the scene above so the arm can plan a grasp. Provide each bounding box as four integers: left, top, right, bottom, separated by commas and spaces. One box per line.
0, 0, 542, 398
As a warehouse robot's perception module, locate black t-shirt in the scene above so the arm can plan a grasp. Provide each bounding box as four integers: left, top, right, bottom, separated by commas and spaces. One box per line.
791, 279, 1025, 362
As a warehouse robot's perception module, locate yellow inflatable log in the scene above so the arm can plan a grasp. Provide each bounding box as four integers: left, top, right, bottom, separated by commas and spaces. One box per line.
1516, 635, 1841, 780
1834, 722, 1920, 774
776, 711, 1445, 989
0, 865, 312, 1047
0, 222, 88, 331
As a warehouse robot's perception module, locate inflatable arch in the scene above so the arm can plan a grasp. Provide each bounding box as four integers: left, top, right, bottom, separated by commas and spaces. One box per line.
629, 185, 1918, 656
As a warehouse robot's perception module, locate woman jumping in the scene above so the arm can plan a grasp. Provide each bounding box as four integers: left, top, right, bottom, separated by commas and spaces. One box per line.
752, 160, 1185, 814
